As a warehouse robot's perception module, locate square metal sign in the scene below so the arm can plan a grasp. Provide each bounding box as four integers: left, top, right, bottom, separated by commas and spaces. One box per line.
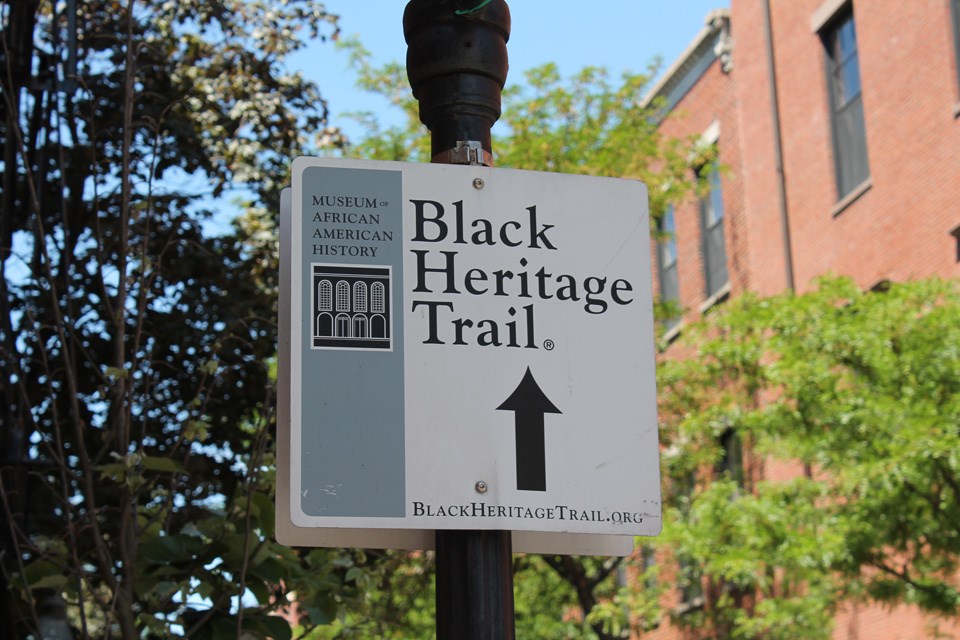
279, 157, 661, 548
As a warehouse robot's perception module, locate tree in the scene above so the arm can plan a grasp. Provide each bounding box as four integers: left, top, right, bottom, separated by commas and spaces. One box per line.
657, 277, 960, 638
0, 1, 356, 637
335, 42, 698, 220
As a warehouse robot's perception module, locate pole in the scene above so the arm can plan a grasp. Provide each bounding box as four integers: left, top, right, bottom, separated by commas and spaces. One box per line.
761, 0, 795, 292
435, 529, 514, 639
403, 2, 515, 638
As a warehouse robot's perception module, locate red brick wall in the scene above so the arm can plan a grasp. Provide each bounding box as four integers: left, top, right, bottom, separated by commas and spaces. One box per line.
652, 0, 960, 311
756, 0, 960, 291
833, 600, 960, 640
647, 1, 960, 638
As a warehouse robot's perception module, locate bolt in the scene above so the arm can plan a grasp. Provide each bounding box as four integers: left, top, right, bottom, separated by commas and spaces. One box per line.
475, 481, 488, 494
473, 178, 484, 189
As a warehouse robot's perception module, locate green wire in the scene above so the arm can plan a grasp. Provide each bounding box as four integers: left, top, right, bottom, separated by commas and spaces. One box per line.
455, 0, 494, 15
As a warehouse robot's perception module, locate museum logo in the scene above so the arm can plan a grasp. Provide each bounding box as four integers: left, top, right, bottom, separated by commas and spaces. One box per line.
311, 264, 392, 350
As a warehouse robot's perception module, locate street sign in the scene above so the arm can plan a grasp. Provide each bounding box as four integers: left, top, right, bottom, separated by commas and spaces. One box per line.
278, 158, 661, 551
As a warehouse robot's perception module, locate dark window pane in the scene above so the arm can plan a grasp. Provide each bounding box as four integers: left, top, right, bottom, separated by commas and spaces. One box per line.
953, 0, 960, 89
825, 9, 870, 198
837, 18, 858, 62
699, 163, 729, 297
659, 206, 678, 268
657, 206, 681, 329
675, 471, 703, 607
661, 264, 680, 330
706, 169, 725, 226
641, 545, 657, 590
834, 55, 862, 105
678, 554, 703, 606
834, 95, 869, 194
716, 429, 744, 488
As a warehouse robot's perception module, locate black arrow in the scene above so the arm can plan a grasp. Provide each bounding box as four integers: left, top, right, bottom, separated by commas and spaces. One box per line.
496, 367, 562, 492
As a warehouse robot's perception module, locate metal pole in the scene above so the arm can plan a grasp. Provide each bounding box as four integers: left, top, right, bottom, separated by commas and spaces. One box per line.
761, 0, 795, 292
403, 2, 515, 638
435, 530, 514, 639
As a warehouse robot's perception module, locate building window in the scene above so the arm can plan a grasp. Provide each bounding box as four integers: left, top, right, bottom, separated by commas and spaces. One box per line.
674, 472, 704, 610
678, 554, 704, 609
698, 163, 729, 299
641, 545, 657, 590
953, 0, 960, 93
639, 545, 661, 630
657, 206, 680, 328
716, 428, 745, 489
824, 7, 870, 198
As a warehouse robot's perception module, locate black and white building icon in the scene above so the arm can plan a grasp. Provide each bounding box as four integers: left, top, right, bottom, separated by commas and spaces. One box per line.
311, 264, 392, 350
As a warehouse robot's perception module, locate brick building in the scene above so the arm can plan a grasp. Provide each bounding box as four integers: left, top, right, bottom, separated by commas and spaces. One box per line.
642, 1, 960, 638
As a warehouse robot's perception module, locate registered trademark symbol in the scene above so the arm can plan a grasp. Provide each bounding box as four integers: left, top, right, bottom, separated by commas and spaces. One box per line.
379, 200, 388, 206
543, 339, 555, 351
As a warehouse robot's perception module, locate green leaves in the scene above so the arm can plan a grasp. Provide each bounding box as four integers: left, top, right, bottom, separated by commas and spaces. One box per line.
16, 561, 71, 593
1, 0, 343, 637
139, 533, 207, 565
659, 277, 960, 633
140, 455, 186, 474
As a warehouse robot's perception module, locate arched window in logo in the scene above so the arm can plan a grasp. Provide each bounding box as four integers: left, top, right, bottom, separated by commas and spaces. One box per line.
353, 314, 368, 338
318, 280, 333, 311
371, 282, 385, 314
371, 314, 387, 339
311, 264, 392, 350
316, 312, 333, 337
353, 281, 368, 312
335, 313, 351, 337
336, 280, 350, 311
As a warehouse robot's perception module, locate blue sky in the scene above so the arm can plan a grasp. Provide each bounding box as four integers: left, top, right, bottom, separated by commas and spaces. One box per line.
295, 1, 730, 141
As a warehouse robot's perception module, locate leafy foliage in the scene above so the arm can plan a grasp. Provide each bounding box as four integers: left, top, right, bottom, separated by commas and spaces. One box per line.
334, 42, 702, 220
659, 277, 960, 637
0, 1, 352, 637
496, 63, 696, 220
10, 4, 952, 636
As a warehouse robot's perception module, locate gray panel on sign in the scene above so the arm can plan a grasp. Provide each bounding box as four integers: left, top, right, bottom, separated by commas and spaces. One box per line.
299, 167, 405, 517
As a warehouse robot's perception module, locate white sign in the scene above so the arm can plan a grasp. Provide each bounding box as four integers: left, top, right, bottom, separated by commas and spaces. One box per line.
278, 158, 661, 551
